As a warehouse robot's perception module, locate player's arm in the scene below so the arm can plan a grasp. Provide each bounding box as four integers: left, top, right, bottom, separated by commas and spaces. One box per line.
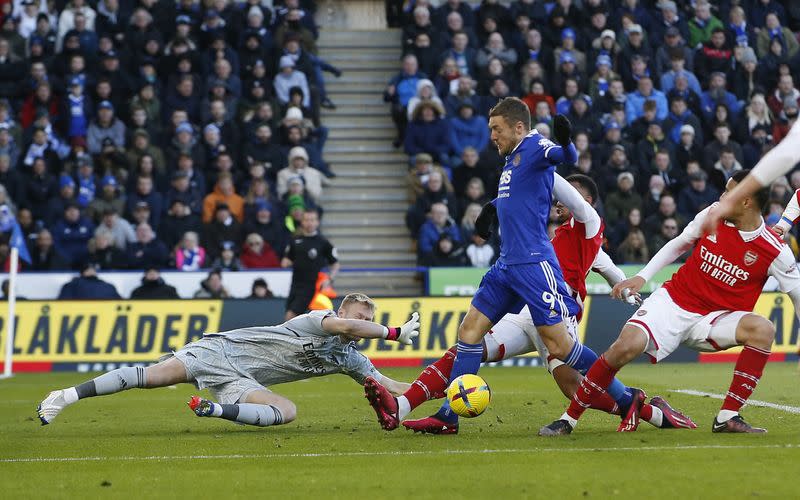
592, 248, 626, 287
703, 120, 800, 235
611, 207, 707, 299
321, 312, 420, 345
769, 245, 800, 323
324, 240, 340, 280
544, 115, 578, 165
774, 190, 800, 236
281, 242, 294, 268
552, 173, 601, 238
475, 198, 498, 239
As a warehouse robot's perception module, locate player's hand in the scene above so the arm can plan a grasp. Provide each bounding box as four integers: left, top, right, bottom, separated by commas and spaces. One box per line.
398, 312, 420, 345
701, 200, 731, 236
611, 276, 646, 301
475, 202, 497, 240
773, 225, 786, 237
553, 114, 572, 146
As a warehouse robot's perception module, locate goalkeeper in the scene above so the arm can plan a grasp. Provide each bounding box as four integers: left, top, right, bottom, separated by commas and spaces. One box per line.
37, 294, 418, 428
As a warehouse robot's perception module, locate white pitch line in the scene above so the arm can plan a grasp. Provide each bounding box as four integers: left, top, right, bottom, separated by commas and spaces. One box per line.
3, 444, 800, 463
673, 389, 800, 414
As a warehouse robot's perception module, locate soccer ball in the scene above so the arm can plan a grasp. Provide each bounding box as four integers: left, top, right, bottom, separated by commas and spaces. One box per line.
446, 374, 491, 418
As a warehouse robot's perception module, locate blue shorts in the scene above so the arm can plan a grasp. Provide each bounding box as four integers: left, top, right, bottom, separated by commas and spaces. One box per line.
472, 259, 579, 327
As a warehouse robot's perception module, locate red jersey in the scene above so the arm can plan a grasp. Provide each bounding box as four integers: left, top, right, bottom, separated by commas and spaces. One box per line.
664, 220, 790, 315
552, 217, 605, 302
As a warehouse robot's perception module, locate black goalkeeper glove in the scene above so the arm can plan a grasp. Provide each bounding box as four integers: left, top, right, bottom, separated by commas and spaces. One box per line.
553, 114, 573, 146
475, 202, 497, 240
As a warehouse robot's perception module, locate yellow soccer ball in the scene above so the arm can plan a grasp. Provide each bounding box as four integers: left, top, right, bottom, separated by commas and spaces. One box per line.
446, 374, 491, 418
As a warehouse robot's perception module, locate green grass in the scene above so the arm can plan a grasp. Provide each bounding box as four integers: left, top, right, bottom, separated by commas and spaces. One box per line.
3, 363, 800, 499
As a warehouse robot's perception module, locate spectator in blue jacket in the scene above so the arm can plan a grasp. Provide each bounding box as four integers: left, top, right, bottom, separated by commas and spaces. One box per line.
418, 202, 462, 258
405, 101, 451, 168
448, 102, 488, 166
625, 76, 668, 123
700, 72, 742, 121
677, 170, 719, 218
385, 54, 428, 146
52, 203, 95, 266
58, 262, 121, 299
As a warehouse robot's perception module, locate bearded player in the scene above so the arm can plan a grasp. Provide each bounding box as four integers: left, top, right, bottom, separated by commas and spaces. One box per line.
365, 174, 695, 434
37, 294, 417, 428
540, 170, 800, 435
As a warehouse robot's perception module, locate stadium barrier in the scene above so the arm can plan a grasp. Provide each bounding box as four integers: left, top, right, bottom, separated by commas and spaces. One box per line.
1, 294, 796, 373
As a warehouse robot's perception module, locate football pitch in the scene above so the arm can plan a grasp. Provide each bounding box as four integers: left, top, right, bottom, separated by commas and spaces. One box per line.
3, 363, 800, 499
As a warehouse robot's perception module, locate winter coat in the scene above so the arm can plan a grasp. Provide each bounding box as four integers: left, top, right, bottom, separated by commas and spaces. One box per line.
58, 276, 120, 300
130, 278, 180, 299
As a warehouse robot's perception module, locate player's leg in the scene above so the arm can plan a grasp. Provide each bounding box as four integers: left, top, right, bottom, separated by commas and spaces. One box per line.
37, 357, 190, 425
190, 385, 296, 428
704, 312, 774, 433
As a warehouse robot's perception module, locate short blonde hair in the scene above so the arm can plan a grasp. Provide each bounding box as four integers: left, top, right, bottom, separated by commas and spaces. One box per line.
340, 293, 376, 313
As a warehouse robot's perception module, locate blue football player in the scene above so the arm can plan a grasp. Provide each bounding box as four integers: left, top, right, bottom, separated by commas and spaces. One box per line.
419, 98, 637, 429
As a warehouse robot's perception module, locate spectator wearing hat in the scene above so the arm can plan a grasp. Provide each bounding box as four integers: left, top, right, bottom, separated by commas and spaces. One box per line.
276, 146, 322, 202
58, 262, 120, 300
126, 175, 163, 229
62, 77, 92, 141
405, 100, 451, 168
125, 127, 164, 174
625, 76, 668, 123
88, 231, 127, 270
688, 1, 723, 49
29, 228, 69, 271
203, 202, 243, 261
87, 100, 125, 154
45, 174, 77, 226
74, 157, 98, 208
193, 269, 230, 299
587, 54, 619, 102
448, 102, 488, 165
594, 120, 631, 169
125, 222, 168, 269
165, 170, 202, 216
248, 277, 274, 299
165, 121, 206, 170
282, 194, 306, 233
174, 230, 206, 272
654, 24, 694, 76
130, 267, 179, 299
274, 55, 310, 108
674, 124, 703, 171
240, 232, 280, 269
94, 207, 135, 250
604, 172, 643, 226
97, 50, 133, 99
678, 170, 718, 218
406, 79, 445, 121
552, 27, 585, 75
552, 53, 583, 99
733, 48, 761, 103
159, 197, 201, 250
243, 199, 287, 252
212, 241, 242, 271
756, 12, 798, 59
52, 202, 95, 266
406, 152, 454, 203
651, 1, 689, 49
618, 24, 652, 82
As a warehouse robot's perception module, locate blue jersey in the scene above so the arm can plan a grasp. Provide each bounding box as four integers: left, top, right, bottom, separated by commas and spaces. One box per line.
495, 130, 563, 265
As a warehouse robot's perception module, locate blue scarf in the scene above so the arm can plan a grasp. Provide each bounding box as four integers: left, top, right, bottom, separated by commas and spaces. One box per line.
729, 22, 748, 46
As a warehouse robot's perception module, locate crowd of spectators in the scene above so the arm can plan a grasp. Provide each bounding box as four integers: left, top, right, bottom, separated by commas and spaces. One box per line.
388, 0, 800, 266
0, 0, 340, 286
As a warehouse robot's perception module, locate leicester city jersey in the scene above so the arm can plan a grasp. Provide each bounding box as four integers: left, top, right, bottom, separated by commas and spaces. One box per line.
494, 130, 559, 265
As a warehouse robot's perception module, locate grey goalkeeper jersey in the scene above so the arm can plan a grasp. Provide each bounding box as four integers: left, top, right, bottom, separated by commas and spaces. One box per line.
206, 310, 381, 387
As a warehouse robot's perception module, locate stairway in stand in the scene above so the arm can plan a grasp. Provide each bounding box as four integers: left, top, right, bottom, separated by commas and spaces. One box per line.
318, 29, 422, 297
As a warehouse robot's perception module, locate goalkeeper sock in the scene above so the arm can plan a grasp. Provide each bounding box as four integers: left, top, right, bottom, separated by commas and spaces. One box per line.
68, 367, 147, 401
397, 396, 412, 420
218, 403, 284, 427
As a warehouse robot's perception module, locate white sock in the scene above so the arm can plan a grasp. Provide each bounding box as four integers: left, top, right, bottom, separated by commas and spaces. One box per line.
397, 396, 411, 420
63, 387, 79, 405
211, 402, 223, 417
647, 406, 663, 427
560, 412, 577, 428
717, 409, 738, 422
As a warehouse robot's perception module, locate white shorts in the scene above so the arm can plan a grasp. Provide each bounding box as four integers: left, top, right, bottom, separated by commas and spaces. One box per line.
626, 287, 746, 363
484, 306, 579, 371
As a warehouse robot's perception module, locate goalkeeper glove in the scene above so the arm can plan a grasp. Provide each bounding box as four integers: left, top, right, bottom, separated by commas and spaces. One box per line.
553, 114, 573, 146
384, 312, 420, 345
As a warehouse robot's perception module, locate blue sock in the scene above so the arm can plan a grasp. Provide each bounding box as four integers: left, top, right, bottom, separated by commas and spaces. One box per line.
606, 379, 634, 409
563, 342, 598, 374
435, 340, 482, 423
